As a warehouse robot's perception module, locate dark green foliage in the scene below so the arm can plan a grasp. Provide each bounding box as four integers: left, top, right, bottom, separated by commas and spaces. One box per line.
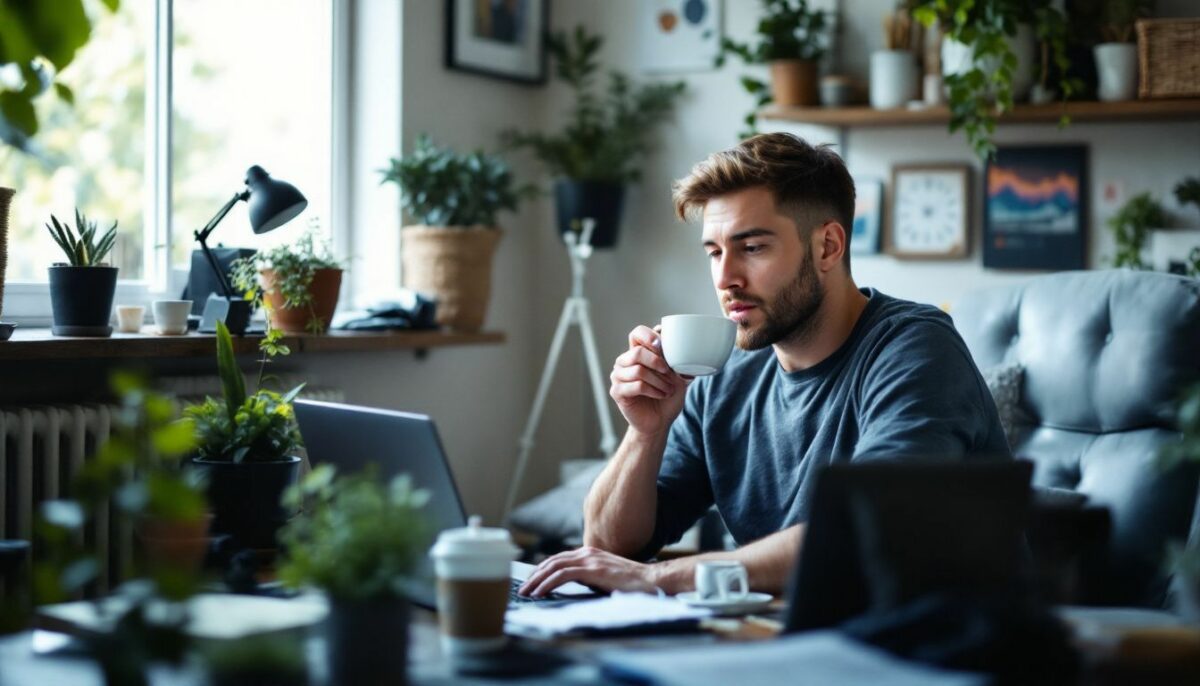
0, 0, 120, 150
502, 25, 686, 184
44, 209, 118, 266
380, 134, 533, 227
278, 466, 430, 601
231, 228, 341, 341
1160, 382, 1200, 579
912, 0, 1081, 160
1108, 192, 1165, 270
716, 0, 828, 138
1175, 177, 1200, 212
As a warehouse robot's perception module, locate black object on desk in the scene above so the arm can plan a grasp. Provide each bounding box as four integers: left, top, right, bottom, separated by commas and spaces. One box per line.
335, 290, 438, 331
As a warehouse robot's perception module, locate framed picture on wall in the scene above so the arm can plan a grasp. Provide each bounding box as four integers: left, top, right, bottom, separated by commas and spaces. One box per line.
984, 145, 1088, 270
886, 164, 971, 259
850, 177, 883, 255
638, 0, 723, 72
445, 0, 548, 84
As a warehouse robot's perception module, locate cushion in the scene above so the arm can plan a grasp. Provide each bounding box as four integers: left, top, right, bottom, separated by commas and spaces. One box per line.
508, 461, 606, 544
982, 363, 1025, 448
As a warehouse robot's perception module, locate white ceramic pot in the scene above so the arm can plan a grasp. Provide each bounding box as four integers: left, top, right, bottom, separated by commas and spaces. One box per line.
1095, 43, 1138, 102
942, 25, 1036, 101
870, 50, 917, 109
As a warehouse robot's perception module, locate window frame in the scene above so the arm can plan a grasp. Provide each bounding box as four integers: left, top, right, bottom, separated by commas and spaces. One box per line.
3, 0, 345, 325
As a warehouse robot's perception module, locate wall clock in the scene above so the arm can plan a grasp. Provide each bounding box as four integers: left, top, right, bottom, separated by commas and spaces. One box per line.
887, 164, 971, 259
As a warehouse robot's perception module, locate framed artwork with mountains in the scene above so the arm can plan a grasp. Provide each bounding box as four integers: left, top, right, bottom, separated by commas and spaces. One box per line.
984, 145, 1088, 270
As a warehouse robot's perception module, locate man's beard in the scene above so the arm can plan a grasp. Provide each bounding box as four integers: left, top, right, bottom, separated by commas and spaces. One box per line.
731, 253, 824, 351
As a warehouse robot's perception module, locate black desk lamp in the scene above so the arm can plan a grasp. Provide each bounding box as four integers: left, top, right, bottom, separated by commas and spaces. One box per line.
194, 165, 307, 332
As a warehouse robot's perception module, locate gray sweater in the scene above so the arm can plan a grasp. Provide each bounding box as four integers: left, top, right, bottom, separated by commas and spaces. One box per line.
643, 288, 1011, 555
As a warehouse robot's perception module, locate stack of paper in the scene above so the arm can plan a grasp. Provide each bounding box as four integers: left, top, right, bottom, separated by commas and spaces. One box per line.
505, 592, 712, 638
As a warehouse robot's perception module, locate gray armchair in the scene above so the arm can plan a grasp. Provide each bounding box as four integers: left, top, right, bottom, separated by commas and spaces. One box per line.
953, 270, 1200, 608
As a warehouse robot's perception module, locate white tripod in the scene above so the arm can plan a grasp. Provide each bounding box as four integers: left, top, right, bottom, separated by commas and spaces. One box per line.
502, 219, 618, 520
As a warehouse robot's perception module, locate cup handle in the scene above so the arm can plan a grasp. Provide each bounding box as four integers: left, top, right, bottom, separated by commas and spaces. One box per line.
715, 568, 748, 601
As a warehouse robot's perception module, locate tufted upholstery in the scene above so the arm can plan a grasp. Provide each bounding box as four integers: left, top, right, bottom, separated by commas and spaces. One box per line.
953, 270, 1200, 608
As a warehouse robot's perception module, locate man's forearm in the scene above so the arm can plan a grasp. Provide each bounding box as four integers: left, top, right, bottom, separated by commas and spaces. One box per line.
650, 524, 805, 595
582, 428, 669, 556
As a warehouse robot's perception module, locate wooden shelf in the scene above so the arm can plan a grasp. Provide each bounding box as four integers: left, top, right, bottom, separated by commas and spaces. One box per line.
760, 98, 1200, 128
0, 328, 506, 361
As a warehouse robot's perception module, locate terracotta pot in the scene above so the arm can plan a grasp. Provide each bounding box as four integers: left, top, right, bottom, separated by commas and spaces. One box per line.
261, 267, 343, 334
401, 226, 501, 332
769, 59, 819, 107
135, 514, 212, 574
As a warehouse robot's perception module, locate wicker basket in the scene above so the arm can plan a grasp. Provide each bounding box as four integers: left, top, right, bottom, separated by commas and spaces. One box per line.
401, 226, 501, 332
1137, 18, 1200, 99
0, 187, 12, 320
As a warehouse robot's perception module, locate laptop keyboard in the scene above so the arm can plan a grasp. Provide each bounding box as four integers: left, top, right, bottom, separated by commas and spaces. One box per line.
509, 578, 569, 605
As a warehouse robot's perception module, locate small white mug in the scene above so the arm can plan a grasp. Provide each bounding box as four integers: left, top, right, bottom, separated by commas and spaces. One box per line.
152, 300, 192, 335
660, 314, 736, 377
694, 560, 749, 602
115, 305, 145, 333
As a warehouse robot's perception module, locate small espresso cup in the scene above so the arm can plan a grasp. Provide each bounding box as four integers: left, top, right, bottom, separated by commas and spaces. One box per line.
694, 560, 749, 602
660, 314, 737, 376
115, 305, 145, 333
152, 300, 191, 335
429, 516, 520, 659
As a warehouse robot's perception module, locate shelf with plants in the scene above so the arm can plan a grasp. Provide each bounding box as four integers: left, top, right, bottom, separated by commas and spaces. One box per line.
759, 98, 1200, 128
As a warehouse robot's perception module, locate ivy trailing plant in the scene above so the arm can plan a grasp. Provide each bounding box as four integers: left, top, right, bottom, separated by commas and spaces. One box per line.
380, 134, 534, 227
912, 0, 1081, 160
44, 209, 117, 266
1176, 177, 1200, 213
715, 0, 828, 139
501, 25, 686, 184
0, 0, 120, 151
1108, 192, 1165, 270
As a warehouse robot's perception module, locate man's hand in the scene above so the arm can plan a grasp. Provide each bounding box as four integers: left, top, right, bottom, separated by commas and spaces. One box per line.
518, 547, 659, 598
610, 325, 692, 437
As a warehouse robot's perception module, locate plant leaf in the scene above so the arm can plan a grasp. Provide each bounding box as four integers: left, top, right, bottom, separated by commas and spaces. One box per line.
215, 321, 246, 422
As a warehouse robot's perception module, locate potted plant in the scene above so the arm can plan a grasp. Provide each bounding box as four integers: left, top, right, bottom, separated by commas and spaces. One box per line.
278, 466, 429, 686
1095, 0, 1151, 102
231, 228, 343, 335
185, 321, 304, 550
1108, 192, 1166, 270
380, 135, 532, 332
44, 209, 119, 337
717, 0, 828, 137
502, 26, 686, 247
912, 0, 1080, 159
1158, 382, 1200, 623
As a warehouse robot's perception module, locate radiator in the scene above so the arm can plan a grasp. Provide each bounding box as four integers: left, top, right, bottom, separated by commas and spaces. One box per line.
0, 378, 343, 593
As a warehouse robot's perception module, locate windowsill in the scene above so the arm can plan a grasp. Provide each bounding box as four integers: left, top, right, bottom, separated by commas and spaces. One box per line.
0, 327, 505, 361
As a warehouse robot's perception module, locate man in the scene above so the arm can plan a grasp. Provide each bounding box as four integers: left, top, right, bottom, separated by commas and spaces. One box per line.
520, 133, 1010, 598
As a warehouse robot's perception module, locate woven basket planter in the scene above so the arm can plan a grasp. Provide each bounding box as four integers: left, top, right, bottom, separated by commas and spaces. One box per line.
0, 187, 12, 320
401, 226, 501, 332
1137, 18, 1200, 99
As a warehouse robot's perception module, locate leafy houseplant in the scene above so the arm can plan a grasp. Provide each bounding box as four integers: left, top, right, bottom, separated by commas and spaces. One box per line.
1108, 192, 1165, 270
716, 0, 828, 137
1094, 0, 1151, 102
44, 209, 120, 337
1158, 382, 1200, 622
912, 0, 1080, 160
1176, 177, 1200, 214
185, 321, 304, 550
381, 134, 533, 331
231, 228, 343, 336
502, 26, 685, 247
278, 465, 430, 686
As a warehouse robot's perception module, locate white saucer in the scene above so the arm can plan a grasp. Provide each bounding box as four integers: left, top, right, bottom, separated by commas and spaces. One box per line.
676, 591, 773, 615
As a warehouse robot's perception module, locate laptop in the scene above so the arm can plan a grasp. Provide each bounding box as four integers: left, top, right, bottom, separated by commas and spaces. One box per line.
294, 399, 595, 609
783, 459, 1034, 632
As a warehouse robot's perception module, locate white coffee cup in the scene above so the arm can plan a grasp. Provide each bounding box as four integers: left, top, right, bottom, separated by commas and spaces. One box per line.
660, 314, 737, 376
429, 515, 520, 658
694, 560, 749, 602
152, 300, 191, 335
115, 305, 145, 333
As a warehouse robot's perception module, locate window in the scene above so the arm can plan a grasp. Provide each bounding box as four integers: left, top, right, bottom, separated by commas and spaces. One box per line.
1, 0, 335, 319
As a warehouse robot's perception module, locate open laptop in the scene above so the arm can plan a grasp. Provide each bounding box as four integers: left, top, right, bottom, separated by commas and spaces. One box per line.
294, 399, 594, 609
783, 459, 1034, 632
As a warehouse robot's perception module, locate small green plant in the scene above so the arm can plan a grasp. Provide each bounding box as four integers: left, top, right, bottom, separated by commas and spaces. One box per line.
277, 466, 430, 601
1108, 192, 1166, 270
380, 135, 534, 227
231, 226, 342, 346
1175, 177, 1200, 213
1158, 382, 1200, 602
715, 0, 829, 138
184, 321, 304, 464
502, 26, 686, 184
912, 0, 1080, 160
1099, 0, 1153, 44
44, 209, 118, 266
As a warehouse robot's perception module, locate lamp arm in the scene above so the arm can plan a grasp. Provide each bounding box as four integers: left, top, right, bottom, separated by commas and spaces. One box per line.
193, 189, 250, 300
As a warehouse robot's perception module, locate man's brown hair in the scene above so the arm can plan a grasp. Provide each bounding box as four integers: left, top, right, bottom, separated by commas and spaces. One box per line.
672, 133, 856, 271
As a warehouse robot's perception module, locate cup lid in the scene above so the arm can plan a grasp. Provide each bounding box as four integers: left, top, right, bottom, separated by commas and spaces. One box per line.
429, 515, 520, 560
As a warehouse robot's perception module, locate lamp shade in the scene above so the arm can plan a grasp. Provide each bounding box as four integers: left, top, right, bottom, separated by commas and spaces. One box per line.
245, 165, 307, 234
